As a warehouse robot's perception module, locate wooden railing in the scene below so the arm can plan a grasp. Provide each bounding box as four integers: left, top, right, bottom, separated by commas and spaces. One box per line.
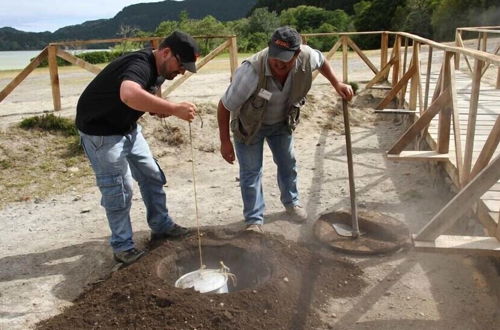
301, 29, 500, 253
455, 26, 500, 88
0, 35, 239, 112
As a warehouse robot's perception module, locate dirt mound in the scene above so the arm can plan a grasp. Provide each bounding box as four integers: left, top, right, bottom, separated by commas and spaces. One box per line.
36, 229, 366, 330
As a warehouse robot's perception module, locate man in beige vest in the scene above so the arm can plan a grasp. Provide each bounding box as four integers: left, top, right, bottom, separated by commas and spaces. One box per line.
217, 26, 353, 232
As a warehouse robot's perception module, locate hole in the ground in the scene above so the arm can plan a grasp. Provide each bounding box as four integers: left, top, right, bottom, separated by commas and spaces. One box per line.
157, 244, 273, 292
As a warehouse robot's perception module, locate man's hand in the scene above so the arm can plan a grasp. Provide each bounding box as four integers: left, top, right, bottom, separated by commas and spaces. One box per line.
174, 102, 197, 122
334, 82, 354, 101
220, 140, 235, 164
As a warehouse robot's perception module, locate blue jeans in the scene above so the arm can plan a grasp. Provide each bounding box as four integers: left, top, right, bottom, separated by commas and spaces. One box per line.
80, 125, 175, 253
234, 122, 299, 224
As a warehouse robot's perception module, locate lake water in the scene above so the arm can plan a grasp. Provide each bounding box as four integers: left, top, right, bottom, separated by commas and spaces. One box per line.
0, 49, 109, 71
0, 50, 43, 71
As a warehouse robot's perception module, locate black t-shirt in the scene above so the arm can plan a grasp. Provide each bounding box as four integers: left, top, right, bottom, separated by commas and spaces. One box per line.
76, 49, 164, 135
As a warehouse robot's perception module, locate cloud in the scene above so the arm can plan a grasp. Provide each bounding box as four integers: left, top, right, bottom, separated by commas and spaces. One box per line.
0, 0, 163, 32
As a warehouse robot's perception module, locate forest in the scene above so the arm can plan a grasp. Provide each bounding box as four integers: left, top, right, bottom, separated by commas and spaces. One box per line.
0, 0, 498, 51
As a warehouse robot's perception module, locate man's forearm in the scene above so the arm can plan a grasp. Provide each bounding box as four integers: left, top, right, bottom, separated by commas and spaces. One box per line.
217, 100, 231, 142
319, 61, 342, 87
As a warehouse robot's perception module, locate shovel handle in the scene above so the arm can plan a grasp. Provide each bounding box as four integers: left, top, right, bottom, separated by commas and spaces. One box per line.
342, 99, 360, 238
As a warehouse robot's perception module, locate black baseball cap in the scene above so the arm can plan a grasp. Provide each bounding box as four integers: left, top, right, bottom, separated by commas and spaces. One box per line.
161, 31, 200, 73
268, 26, 301, 62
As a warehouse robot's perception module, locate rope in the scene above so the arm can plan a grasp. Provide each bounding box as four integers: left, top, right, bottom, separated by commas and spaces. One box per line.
188, 121, 204, 269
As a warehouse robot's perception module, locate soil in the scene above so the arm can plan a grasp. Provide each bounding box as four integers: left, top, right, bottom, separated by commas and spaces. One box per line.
36, 229, 365, 330
1, 52, 500, 330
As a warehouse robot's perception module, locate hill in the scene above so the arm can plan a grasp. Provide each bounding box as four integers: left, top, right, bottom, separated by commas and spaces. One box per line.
0, 0, 256, 50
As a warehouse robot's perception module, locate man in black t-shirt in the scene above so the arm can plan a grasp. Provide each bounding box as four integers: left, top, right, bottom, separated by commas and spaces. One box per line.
77, 31, 199, 265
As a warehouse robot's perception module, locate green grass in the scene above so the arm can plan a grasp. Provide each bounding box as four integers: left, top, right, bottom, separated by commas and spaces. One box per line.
19, 113, 79, 136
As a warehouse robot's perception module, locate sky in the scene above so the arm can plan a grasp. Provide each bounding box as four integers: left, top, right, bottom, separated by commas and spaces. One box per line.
0, 0, 166, 33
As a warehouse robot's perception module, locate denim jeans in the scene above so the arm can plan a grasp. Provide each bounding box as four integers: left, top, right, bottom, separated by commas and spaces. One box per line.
80, 125, 175, 252
234, 122, 299, 224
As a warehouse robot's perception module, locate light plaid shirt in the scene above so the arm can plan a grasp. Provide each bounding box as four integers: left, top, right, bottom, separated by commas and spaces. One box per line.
221, 45, 325, 125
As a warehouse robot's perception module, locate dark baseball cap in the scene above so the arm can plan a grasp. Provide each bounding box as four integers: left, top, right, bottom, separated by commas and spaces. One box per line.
268, 26, 301, 62
161, 31, 200, 73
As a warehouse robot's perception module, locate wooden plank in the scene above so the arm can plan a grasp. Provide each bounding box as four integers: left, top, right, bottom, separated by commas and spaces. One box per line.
462, 59, 485, 184
415, 153, 500, 241
388, 88, 451, 154
163, 39, 230, 96
365, 57, 395, 89
377, 64, 416, 110
387, 151, 449, 161
48, 45, 61, 111
346, 37, 379, 75
228, 36, 239, 78
0, 48, 48, 103
409, 42, 420, 110
448, 54, 463, 183
497, 211, 500, 240
380, 32, 388, 69
392, 36, 401, 88
469, 116, 500, 180
56, 49, 101, 75
413, 235, 500, 255
375, 109, 417, 114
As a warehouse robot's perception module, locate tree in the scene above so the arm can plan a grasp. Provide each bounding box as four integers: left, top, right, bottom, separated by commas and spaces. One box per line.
432, 0, 500, 40
353, 0, 405, 49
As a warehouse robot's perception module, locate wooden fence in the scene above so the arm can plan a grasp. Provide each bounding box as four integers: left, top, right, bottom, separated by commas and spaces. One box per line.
1, 29, 499, 254
0, 35, 239, 111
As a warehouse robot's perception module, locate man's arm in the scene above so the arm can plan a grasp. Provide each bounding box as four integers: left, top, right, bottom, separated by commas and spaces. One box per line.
318, 61, 354, 101
217, 100, 235, 164
120, 80, 196, 122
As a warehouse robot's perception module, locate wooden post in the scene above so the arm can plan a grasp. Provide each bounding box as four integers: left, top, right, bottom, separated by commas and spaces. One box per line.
392, 36, 401, 88
437, 52, 452, 154
342, 36, 348, 83
397, 37, 409, 108
446, 53, 464, 183
424, 46, 433, 112
402, 37, 409, 77
228, 36, 239, 79
380, 32, 388, 70
455, 29, 461, 69
462, 59, 484, 184
497, 210, 500, 240
497, 67, 500, 89
481, 32, 487, 52
48, 45, 61, 111
409, 42, 420, 110
151, 38, 160, 49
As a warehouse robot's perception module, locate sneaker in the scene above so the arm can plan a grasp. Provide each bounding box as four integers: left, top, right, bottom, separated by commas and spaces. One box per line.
113, 248, 145, 265
285, 205, 308, 223
151, 224, 190, 241
245, 224, 264, 233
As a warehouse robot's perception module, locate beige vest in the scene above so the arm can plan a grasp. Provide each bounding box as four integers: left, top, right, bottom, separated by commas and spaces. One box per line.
230, 45, 313, 144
